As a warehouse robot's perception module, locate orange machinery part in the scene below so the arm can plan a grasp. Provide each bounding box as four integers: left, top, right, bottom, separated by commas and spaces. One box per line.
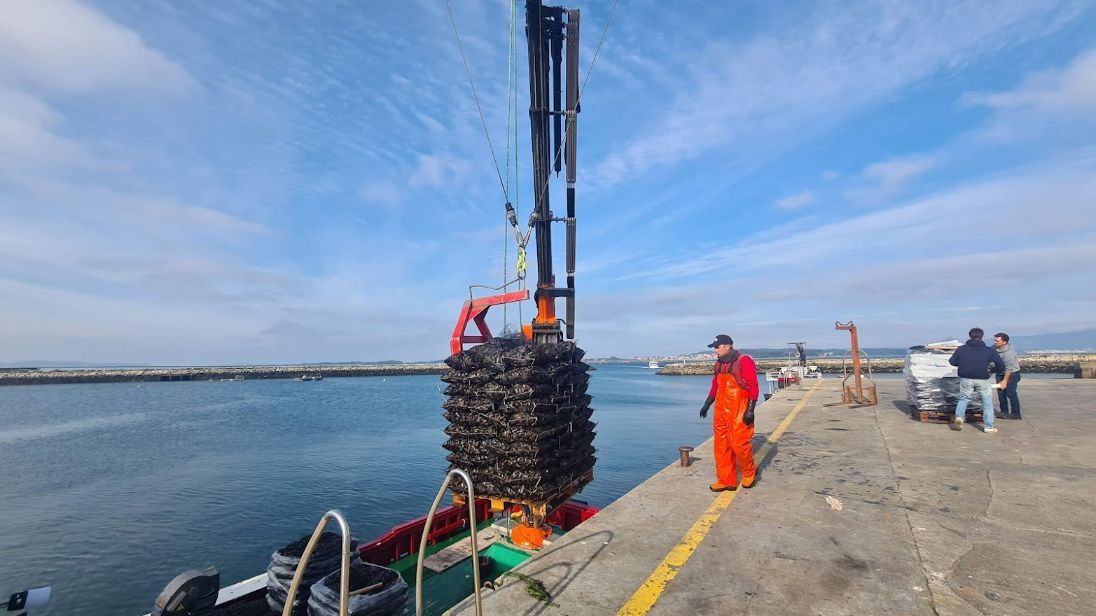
511, 523, 553, 550
534, 287, 557, 324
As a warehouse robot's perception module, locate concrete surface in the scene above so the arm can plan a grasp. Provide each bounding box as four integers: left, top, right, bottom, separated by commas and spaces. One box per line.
451, 378, 1096, 616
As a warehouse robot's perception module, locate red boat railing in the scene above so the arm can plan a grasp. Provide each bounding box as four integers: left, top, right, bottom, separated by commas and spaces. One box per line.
358, 498, 599, 565
546, 499, 599, 529
359, 499, 491, 566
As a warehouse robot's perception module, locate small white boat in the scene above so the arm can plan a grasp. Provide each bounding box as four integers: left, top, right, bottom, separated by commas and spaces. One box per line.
648, 360, 660, 369
296, 374, 323, 381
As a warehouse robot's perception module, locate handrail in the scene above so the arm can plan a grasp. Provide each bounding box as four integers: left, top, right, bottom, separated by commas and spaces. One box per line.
840, 350, 877, 404
416, 469, 483, 616
841, 349, 875, 384
282, 510, 353, 616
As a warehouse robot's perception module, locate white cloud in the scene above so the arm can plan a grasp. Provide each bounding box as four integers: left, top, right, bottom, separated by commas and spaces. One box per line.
0, 87, 84, 167
962, 49, 1096, 114
0, 86, 57, 125
643, 153, 1096, 280
575, 149, 1096, 349
755, 242, 1096, 303
414, 111, 447, 134
960, 48, 1096, 143
0, 1, 198, 175
6, 174, 267, 237
863, 155, 939, 186
572, 152, 1096, 352
359, 181, 405, 208
409, 153, 473, 190
845, 154, 940, 203
589, 1, 1080, 188
0, 0, 194, 94
0, 212, 456, 363
774, 190, 816, 210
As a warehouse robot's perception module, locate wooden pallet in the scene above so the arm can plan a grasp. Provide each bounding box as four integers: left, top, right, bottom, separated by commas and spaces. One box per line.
451, 469, 594, 520
423, 528, 500, 573
912, 408, 983, 424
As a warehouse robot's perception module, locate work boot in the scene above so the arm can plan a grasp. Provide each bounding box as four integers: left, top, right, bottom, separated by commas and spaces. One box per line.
709, 482, 737, 492
1007, 414, 1023, 420
950, 417, 963, 431
742, 475, 759, 489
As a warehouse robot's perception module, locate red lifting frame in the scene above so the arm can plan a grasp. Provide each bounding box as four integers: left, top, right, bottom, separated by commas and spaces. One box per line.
450, 290, 530, 355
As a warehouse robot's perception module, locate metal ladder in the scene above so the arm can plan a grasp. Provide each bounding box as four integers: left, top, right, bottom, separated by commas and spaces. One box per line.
415, 469, 483, 616
282, 510, 354, 616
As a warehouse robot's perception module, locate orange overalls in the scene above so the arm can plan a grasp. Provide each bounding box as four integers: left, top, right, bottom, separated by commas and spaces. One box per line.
713, 362, 756, 486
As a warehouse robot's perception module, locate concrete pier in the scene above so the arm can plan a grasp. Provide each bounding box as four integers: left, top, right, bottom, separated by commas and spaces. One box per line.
1079, 361, 1096, 379
657, 354, 1096, 375
452, 378, 1096, 615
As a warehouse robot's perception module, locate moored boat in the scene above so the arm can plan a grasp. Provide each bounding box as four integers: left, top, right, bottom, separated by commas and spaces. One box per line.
145, 499, 597, 616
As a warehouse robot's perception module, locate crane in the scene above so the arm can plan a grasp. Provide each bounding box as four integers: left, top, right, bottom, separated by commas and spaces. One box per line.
450, 0, 580, 354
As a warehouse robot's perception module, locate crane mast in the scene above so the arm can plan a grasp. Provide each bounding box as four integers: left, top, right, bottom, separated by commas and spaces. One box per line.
450, 0, 580, 354
526, 0, 579, 344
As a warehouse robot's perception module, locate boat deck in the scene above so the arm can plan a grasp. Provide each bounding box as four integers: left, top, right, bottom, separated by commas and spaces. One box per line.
451, 377, 1096, 615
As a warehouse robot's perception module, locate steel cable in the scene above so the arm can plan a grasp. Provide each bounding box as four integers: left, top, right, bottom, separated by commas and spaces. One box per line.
443, 0, 507, 200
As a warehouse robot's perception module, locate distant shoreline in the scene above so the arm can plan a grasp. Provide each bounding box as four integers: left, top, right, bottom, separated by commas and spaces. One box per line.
0, 363, 447, 386
2, 353, 1092, 386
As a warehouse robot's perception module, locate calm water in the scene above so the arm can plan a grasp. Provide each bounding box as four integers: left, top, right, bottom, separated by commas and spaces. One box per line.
0, 365, 714, 616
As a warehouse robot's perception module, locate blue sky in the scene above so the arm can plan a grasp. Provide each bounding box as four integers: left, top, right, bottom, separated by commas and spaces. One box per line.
1, 0, 1095, 364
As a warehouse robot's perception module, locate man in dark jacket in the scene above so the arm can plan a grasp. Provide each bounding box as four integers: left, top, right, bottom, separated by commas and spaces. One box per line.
948, 327, 1004, 432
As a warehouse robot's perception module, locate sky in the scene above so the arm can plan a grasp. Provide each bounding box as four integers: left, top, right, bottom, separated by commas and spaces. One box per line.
1, 0, 1095, 364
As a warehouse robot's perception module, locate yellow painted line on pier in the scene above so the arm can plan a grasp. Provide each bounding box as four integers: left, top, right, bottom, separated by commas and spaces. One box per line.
616, 380, 824, 616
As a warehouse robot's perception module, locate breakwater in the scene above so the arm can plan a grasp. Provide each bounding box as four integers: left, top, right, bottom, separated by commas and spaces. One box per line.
657, 353, 1096, 376
0, 363, 447, 386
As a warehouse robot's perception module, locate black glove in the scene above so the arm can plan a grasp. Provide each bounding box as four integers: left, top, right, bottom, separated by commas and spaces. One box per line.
743, 399, 756, 426
699, 396, 715, 419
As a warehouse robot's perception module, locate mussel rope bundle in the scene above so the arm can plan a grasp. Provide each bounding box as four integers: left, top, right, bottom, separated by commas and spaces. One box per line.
307, 562, 408, 616
441, 338, 596, 501
266, 532, 361, 616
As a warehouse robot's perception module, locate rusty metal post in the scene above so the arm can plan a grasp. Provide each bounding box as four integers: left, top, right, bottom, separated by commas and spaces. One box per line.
678, 446, 694, 467
836, 321, 864, 404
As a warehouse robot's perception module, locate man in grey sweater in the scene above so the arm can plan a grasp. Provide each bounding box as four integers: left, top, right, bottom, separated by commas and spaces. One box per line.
994, 332, 1022, 420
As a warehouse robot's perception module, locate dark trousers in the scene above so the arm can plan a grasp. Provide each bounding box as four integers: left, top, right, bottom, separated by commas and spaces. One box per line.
995, 372, 1022, 417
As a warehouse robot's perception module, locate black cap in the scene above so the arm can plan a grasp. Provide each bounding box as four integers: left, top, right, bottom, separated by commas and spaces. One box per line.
707, 334, 733, 348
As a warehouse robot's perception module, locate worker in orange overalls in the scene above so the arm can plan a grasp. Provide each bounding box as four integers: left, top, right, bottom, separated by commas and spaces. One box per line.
699, 334, 759, 491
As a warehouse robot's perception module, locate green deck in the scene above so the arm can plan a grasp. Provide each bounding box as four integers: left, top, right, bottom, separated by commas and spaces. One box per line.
389, 519, 531, 616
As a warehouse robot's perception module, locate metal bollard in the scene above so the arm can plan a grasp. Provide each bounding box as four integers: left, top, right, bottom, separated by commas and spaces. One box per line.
678, 446, 694, 467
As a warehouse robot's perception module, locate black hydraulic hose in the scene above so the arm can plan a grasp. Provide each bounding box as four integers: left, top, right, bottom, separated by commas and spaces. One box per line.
564, 9, 580, 339
552, 20, 563, 174
526, 0, 553, 289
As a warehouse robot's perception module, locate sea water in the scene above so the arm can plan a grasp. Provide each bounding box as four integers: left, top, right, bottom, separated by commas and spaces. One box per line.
0, 364, 713, 616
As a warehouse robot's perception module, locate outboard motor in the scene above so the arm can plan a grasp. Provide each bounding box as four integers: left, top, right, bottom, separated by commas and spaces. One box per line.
151, 567, 219, 616
4, 586, 52, 612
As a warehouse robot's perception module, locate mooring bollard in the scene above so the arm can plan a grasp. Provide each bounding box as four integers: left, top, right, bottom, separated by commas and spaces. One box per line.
678, 446, 694, 467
